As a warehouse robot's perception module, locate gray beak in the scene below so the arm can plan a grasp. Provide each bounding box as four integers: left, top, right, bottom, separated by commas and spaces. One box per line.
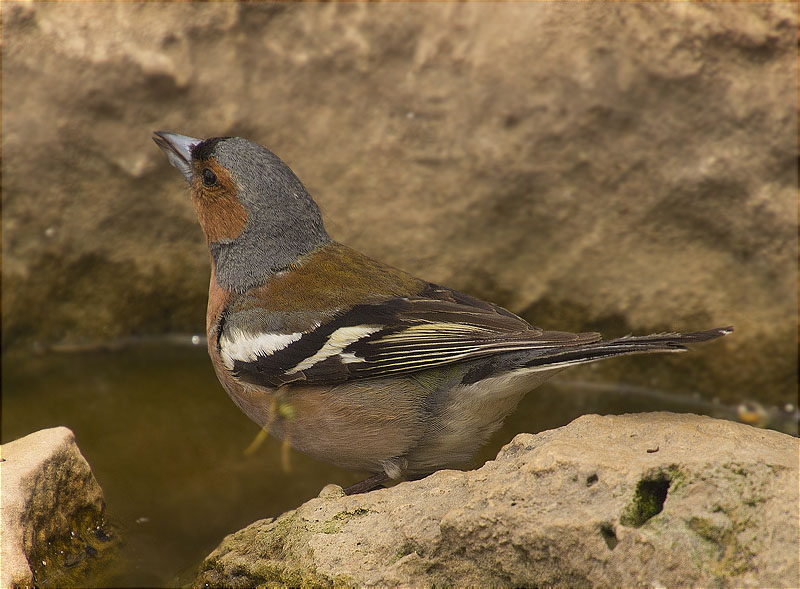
152, 131, 202, 184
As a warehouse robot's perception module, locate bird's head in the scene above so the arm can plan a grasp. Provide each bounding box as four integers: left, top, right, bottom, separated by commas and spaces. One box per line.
153, 132, 330, 291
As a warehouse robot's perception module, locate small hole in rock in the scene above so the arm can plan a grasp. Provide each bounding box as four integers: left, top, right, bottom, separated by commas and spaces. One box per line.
586, 473, 599, 487
620, 471, 672, 527
599, 523, 618, 550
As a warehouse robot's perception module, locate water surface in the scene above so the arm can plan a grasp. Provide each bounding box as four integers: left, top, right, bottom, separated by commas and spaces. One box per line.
2, 338, 795, 586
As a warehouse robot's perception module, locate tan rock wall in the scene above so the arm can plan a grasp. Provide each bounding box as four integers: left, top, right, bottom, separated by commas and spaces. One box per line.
2, 3, 797, 404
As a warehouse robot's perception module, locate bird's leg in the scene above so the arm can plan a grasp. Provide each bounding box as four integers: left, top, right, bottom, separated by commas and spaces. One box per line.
243, 387, 294, 458
274, 391, 297, 472
243, 427, 271, 456
343, 472, 390, 495
281, 436, 293, 473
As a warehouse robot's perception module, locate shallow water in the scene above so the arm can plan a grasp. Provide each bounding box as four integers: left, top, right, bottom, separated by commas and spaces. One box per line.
2, 337, 796, 587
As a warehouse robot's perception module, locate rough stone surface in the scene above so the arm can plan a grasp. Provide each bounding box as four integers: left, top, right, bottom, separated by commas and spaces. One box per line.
0, 427, 109, 588
2, 3, 797, 405
193, 413, 799, 588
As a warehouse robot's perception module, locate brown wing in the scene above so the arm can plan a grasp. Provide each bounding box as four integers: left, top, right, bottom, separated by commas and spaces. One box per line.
225, 284, 601, 387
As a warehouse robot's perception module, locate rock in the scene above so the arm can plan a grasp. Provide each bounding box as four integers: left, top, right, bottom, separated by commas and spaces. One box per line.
193, 413, 799, 588
0, 427, 113, 588
2, 3, 796, 407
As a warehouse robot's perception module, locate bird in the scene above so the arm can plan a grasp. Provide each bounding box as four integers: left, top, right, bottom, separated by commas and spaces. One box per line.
153, 131, 732, 494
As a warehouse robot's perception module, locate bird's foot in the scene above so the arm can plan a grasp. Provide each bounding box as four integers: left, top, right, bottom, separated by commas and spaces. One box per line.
343, 472, 389, 495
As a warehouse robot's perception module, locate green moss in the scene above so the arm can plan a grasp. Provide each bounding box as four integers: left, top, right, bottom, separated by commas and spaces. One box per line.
687, 516, 755, 577
334, 508, 371, 520
29, 508, 119, 588
199, 555, 223, 573
258, 512, 300, 556
687, 517, 729, 545
395, 539, 424, 561
320, 520, 342, 534
204, 548, 339, 587
221, 560, 333, 588
620, 467, 680, 528
331, 572, 357, 586
682, 464, 770, 580
321, 508, 372, 534
665, 467, 687, 494
230, 563, 249, 577
197, 508, 366, 586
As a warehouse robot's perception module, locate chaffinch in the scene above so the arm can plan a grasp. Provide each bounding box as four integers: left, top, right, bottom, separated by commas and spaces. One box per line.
153, 131, 732, 494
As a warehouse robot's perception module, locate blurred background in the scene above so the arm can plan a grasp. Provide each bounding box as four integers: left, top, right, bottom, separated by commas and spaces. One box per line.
2, 2, 797, 586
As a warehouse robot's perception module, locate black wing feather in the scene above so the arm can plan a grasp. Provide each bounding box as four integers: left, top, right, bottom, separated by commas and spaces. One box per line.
230, 287, 601, 387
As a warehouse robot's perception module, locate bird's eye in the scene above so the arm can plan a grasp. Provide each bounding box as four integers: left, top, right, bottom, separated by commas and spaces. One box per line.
202, 168, 218, 187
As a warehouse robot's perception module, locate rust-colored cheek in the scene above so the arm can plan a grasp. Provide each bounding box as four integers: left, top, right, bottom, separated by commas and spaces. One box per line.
191, 161, 248, 243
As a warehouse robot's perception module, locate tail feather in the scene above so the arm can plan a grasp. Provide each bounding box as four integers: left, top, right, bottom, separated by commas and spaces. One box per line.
523, 326, 733, 371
